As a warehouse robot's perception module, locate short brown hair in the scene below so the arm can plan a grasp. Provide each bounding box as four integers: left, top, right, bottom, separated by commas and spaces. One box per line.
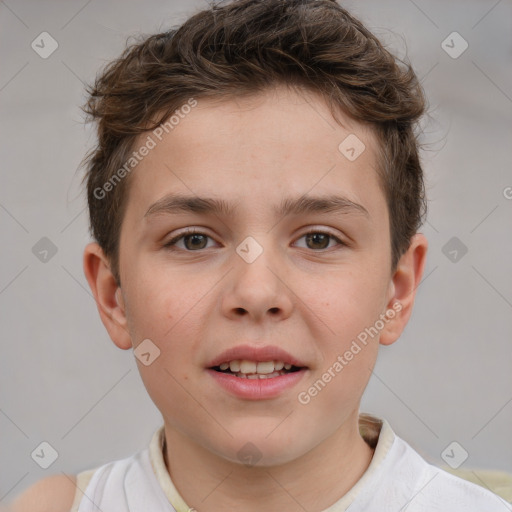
81, 0, 427, 286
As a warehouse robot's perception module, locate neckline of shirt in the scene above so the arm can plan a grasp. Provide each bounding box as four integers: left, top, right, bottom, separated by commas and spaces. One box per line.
147, 413, 396, 512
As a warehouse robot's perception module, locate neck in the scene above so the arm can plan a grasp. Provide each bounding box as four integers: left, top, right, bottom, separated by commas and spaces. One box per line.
163, 414, 375, 512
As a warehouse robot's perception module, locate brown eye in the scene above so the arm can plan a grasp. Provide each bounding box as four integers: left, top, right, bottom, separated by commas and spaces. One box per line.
163, 231, 214, 251
182, 234, 208, 250
294, 231, 344, 251
305, 233, 330, 250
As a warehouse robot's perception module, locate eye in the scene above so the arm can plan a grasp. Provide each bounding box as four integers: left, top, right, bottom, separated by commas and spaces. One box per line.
294, 230, 345, 251
163, 229, 345, 252
163, 230, 216, 251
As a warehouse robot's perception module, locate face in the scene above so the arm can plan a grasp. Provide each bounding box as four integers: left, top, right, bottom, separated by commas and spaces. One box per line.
91, 86, 411, 466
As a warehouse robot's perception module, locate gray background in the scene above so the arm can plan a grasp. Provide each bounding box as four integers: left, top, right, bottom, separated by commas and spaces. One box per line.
1, 0, 511, 503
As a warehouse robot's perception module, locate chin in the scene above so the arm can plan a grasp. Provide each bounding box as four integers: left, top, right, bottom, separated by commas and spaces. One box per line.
209, 428, 310, 468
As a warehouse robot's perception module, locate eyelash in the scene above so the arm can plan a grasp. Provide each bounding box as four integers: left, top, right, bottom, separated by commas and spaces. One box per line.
162, 229, 346, 252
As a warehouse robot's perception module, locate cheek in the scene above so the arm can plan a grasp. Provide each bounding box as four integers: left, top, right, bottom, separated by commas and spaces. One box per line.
310, 269, 388, 339
140, 361, 201, 433
124, 262, 200, 342
309, 337, 378, 412
126, 276, 215, 395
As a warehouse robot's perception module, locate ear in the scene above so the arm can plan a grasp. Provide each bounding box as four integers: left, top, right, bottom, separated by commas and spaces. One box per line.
83, 242, 132, 350
379, 233, 428, 346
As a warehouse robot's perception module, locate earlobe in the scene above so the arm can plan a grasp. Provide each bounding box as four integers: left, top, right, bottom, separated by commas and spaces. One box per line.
379, 233, 428, 346
83, 242, 132, 350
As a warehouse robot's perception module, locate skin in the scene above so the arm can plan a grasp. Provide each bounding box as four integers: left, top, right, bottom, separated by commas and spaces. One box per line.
83, 84, 428, 511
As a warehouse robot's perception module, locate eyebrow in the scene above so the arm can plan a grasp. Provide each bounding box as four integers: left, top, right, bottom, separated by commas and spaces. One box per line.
144, 193, 369, 220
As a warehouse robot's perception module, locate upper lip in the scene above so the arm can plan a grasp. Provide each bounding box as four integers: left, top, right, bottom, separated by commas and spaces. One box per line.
207, 344, 308, 368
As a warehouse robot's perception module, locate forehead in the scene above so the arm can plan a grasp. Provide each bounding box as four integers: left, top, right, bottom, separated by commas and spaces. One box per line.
124, 85, 385, 222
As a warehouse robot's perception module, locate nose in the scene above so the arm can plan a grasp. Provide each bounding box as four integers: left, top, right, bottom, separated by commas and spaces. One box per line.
221, 238, 294, 322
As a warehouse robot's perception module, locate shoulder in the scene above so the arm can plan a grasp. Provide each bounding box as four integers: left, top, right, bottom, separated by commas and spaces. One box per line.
421, 467, 512, 510
391, 436, 512, 510
9, 474, 77, 512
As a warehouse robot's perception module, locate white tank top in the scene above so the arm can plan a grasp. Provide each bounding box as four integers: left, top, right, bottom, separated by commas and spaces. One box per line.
73, 416, 512, 511
77, 448, 177, 512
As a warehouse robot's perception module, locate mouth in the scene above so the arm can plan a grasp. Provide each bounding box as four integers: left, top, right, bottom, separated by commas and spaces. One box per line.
210, 359, 304, 379
206, 345, 308, 399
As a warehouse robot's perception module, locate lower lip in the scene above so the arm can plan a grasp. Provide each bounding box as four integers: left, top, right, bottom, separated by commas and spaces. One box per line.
206, 368, 308, 400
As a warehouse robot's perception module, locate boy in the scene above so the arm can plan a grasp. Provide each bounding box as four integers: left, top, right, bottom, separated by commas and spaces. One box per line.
10, 0, 512, 510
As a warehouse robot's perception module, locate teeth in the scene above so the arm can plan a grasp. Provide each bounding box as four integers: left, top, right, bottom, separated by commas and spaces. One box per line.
236, 370, 288, 379
239, 360, 257, 374
229, 360, 241, 372
263, 371, 282, 379
219, 359, 297, 375
256, 361, 275, 374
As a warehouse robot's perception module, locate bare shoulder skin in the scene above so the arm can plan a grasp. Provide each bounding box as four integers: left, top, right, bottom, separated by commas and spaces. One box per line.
9, 474, 76, 512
